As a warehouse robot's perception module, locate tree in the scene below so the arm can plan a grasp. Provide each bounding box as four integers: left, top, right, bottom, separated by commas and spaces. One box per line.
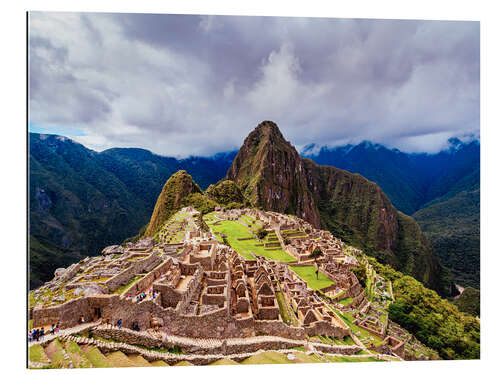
352, 263, 368, 287
309, 249, 324, 279
256, 227, 268, 240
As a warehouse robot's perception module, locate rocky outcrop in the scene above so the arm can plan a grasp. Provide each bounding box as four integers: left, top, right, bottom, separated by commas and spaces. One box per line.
102, 245, 124, 256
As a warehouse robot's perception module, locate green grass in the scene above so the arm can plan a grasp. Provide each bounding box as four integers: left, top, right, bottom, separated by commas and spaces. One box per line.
65, 341, 92, 368
113, 275, 143, 295
150, 360, 169, 366
276, 291, 291, 324
205, 218, 295, 262
289, 265, 334, 290
322, 304, 385, 346
340, 311, 385, 346
29, 292, 36, 310
338, 297, 354, 306
323, 355, 384, 362
174, 360, 194, 366
106, 351, 137, 367
49, 339, 71, 368
208, 358, 239, 365
241, 351, 322, 365
83, 346, 112, 368
29, 344, 50, 364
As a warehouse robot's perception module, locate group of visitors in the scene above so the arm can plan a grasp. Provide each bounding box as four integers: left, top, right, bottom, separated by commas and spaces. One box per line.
28, 323, 59, 342
129, 288, 157, 303
28, 327, 44, 342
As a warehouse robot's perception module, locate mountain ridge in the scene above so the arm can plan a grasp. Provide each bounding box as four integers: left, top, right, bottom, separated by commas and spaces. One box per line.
226, 121, 445, 293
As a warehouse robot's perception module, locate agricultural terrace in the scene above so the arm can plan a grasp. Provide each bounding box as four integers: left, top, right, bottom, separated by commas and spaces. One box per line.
288, 265, 335, 290
280, 228, 308, 239
334, 308, 385, 347
204, 212, 295, 262
157, 211, 195, 244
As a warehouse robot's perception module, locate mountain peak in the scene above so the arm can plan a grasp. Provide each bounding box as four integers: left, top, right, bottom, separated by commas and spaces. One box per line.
226, 121, 321, 227
144, 170, 202, 237
246, 120, 288, 146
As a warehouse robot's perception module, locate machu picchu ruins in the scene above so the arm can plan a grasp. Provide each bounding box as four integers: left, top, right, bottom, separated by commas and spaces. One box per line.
28, 205, 439, 368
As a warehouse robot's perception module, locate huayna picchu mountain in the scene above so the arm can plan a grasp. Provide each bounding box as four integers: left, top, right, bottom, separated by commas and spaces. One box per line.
226, 121, 444, 293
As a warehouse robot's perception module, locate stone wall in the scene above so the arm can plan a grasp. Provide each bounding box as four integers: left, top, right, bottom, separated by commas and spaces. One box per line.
351, 290, 366, 308
254, 320, 306, 340
93, 326, 163, 348
311, 343, 361, 355
305, 320, 350, 338
155, 282, 182, 309
104, 266, 136, 292
33, 295, 113, 329
101, 253, 161, 293
176, 267, 203, 314
124, 260, 172, 296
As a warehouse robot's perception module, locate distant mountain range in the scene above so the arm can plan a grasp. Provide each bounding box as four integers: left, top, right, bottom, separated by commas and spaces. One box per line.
304, 138, 480, 289
28, 130, 479, 292
303, 138, 479, 215
28, 133, 234, 288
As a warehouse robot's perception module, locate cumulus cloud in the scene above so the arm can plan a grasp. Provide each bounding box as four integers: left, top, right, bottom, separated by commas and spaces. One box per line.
28, 13, 479, 156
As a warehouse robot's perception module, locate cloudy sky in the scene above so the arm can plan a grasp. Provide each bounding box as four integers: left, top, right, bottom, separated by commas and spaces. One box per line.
28, 12, 479, 157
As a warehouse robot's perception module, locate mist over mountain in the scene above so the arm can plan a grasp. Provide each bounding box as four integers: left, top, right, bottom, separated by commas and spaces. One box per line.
303, 138, 479, 215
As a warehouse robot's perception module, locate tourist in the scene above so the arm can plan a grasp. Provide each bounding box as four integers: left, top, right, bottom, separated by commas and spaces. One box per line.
55, 323, 60, 333
28, 330, 32, 342
40, 327, 45, 340
117, 318, 122, 329
50, 324, 55, 335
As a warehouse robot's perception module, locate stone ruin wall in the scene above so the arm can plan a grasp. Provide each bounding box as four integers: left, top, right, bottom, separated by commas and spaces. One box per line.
304, 320, 350, 338
175, 267, 204, 314
155, 283, 182, 309
253, 320, 306, 340
351, 290, 366, 308
311, 344, 361, 355
124, 260, 172, 297
102, 252, 162, 292
92, 325, 303, 356
33, 295, 112, 329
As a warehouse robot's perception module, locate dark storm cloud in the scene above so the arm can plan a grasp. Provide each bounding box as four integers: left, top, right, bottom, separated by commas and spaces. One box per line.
28, 12, 479, 156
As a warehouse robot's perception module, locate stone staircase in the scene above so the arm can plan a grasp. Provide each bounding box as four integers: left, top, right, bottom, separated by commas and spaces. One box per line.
28, 321, 101, 347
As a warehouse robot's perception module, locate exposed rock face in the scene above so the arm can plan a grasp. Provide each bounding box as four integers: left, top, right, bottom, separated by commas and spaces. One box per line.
226, 121, 443, 291
73, 284, 106, 297
145, 170, 203, 237
226, 121, 321, 227
102, 245, 124, 255
54, 268, 66, 278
